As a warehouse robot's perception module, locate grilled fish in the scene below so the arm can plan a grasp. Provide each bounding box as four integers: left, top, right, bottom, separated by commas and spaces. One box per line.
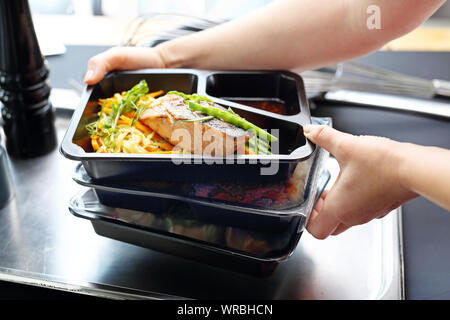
140, 94, 250, 155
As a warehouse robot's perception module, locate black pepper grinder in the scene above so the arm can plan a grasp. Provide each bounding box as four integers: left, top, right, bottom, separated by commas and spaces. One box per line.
0, 0, 57, 158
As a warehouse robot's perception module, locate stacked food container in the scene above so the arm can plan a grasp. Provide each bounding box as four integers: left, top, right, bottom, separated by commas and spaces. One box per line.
61, 69, 330, 277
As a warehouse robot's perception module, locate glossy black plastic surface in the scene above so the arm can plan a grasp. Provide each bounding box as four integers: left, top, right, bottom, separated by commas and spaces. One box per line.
71, 145, 330, 232
0, 0, 57, 158
206, 72, 301, 115
60, 69, 314, 182
69, 164, 329, 277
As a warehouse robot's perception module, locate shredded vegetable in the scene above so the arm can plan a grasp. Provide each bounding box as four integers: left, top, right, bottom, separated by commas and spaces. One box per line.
86, 81, 179, 154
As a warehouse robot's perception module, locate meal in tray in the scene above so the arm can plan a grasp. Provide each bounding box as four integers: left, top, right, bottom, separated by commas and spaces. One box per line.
110, 202, 292, 257
86, 80, 277, 155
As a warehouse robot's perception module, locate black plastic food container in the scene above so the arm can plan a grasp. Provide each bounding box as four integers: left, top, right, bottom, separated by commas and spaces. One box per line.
60, 69, 314, 182
69, 189, 296, 277
71, 144, 329, 233
69, 162, 330, 277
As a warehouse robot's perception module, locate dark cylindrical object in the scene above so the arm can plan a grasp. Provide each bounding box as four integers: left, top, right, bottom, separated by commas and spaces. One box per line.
0, 0, 57, 158
0, 145, 14, 208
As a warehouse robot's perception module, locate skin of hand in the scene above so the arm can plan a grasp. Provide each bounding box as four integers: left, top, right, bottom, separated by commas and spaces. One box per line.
303, 124, 450, 239
84, 0, 446, 84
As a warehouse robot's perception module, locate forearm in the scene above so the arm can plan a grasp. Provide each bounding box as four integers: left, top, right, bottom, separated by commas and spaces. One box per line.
398, 143, 450, 211
157, 0, 349, 70
156, 0, 445, 71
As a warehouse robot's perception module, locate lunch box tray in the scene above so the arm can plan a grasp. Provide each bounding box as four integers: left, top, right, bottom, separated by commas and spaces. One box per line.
60, 69, 314, 183
69, 165, 329, 277
71, 144, 329, 232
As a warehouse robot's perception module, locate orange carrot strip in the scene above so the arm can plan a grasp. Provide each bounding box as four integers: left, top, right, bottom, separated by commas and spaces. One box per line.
123, 111, 136, 118
145, 146, 159, 152
116, 120, 130, 126
91, 136, 100, 151
119, 115, 132, 124
134, 121, 152, 134
102, 106, 112, 114
148, 90, 164, 98
147, 151, 180, 154
157, 143, 174, 151
104, 100, 114, 107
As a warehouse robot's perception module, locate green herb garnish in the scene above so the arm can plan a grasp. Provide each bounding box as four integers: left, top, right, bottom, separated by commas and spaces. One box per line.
167, 91, 212, 103
85, 79, 150, 149
182, 115, 214, 123
111, 80, 149, 130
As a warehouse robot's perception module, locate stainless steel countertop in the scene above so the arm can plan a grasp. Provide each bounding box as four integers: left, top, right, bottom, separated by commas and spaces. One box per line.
0, 110, 404, 299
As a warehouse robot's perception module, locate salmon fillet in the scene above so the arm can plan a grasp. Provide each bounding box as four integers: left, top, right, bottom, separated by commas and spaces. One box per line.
140, 94, 250, 155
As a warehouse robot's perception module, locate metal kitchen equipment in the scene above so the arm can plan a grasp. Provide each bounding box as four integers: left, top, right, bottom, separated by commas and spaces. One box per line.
302, 61, 450, 99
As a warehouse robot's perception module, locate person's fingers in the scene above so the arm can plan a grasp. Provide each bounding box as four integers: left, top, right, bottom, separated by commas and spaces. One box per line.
307, 191, 328, 236
376, 211, 391, 219
303, 124, 353, 162
331, 223, 350, 236
314, 190, 328, 212
84, 47, 166, 85
307, 189, 341, 239
84, 47, 124, 84
320, 189, 329, 199
307, 207, 339, 239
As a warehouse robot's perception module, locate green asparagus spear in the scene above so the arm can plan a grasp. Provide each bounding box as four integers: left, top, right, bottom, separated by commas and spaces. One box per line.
248, 136, 271, 155
228, 106, 271, 153
227, 107, 237, 116
187, 101, 278, 142
167, 91, 212, 103
227, 107, 273, 151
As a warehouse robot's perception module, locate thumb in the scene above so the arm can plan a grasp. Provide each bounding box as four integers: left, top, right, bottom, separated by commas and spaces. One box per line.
83, 47, 167, 85
84, 48, 124, 85
303, 124, 352, 160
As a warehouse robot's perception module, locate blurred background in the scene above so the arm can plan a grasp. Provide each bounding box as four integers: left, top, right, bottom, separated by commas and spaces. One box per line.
30, 0, 273, 18
30, 0, 271, 53
30, 0, 450, 55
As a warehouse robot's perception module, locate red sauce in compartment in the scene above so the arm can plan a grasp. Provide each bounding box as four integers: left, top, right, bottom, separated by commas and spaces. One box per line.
232, 100, 287, 115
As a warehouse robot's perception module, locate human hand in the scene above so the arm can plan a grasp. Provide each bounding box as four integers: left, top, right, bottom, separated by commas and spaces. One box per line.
83, 46, 168, 85
304, 124, 418, 239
